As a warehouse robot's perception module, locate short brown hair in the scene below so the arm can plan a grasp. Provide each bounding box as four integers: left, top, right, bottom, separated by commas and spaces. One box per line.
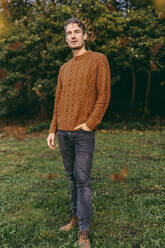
64, 17, 86, 35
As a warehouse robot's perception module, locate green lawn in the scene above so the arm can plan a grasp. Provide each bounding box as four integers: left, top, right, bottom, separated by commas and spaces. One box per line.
0, 128, 165, 248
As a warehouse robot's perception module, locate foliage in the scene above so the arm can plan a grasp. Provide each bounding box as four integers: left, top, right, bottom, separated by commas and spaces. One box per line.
7, 0, 34, 21
0, 4, 67, 117
0, 0, 164, 118
27, 122, 50, 133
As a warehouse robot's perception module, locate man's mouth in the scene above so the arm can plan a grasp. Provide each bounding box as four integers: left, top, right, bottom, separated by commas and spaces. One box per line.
72, 41, 77, 44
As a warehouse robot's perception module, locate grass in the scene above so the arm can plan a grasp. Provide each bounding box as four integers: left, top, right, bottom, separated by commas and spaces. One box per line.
0, 128, 165, 248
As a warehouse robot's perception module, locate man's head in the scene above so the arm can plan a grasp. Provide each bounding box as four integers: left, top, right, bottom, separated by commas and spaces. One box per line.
64, 17, 87, 50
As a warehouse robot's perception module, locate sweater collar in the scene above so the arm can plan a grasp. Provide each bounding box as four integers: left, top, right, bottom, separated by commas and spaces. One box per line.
72, 50, 91, 61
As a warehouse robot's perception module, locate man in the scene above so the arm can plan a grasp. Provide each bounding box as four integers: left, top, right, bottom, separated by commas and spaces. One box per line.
47, 17, 111, 248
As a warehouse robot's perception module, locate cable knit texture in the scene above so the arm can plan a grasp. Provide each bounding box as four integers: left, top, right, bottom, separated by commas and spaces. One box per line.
49, 50, 111, 134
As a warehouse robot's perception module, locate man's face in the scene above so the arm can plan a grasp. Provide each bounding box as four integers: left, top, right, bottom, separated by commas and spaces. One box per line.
65, 23, 87, 50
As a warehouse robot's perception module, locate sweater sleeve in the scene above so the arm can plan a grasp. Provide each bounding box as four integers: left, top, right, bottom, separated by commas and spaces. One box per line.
85, 55, 111, 130
49, 67, 63, 134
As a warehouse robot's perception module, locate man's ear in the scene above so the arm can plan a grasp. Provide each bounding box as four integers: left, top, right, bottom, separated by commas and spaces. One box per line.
84, 33, 87, 41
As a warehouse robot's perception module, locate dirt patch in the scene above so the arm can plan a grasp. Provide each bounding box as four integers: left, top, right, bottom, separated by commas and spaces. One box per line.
33, 172, 57, 180
1, 125, 46, 141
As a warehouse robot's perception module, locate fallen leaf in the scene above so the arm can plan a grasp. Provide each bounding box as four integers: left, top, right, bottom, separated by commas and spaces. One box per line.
110, 166, 128, 182
46, 173, 57, 180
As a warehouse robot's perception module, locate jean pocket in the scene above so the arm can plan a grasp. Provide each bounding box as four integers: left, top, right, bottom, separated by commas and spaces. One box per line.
57, 133, 69, 151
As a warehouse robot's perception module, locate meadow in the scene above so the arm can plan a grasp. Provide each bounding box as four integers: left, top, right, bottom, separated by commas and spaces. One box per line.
0, 128, 164, 248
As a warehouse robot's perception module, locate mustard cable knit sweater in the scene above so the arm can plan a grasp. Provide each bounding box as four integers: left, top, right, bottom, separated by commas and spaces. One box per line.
49, 50, 111, 134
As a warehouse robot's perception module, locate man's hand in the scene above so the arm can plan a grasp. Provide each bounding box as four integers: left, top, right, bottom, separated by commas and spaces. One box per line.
47, 133, 55, 150
74, 123, 92, 132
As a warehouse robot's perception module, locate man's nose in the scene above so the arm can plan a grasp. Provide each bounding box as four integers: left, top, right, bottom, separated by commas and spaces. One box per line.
71, 32, 76, 38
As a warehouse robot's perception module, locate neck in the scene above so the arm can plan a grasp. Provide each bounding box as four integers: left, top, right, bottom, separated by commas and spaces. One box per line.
72, 47, 87, 57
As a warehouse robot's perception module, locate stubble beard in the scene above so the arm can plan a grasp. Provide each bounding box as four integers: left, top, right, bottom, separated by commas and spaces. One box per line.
70, 42, 84, 51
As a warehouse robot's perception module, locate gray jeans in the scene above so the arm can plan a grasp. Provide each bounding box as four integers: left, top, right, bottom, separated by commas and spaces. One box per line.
57, 129, 95, 231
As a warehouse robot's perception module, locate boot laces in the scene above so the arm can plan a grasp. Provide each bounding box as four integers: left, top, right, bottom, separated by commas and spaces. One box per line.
78, 230, 89, 240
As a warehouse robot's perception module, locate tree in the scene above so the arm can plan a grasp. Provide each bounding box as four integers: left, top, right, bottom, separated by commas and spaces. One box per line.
0, 0, 164, 120
0, 2, 72, 118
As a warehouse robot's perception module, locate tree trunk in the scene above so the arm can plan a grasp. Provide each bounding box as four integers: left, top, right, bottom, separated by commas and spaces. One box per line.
130, 66, 136, 105
144, 70, 151, 115
36, 0, 41, 5
27, 80, 31, 98
40, 100, 48, 120
27, 79, 33, 115
20, 0, 23, 6
51, 0, 56, 6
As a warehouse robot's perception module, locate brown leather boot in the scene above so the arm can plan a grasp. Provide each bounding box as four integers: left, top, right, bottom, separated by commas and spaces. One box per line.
59, 215, 78, 232
78, 230, 91, 248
